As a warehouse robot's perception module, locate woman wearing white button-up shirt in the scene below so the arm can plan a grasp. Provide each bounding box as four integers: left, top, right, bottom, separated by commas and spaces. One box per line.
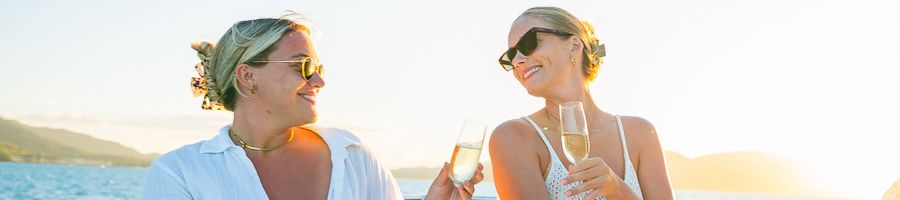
143, 14, 482, 200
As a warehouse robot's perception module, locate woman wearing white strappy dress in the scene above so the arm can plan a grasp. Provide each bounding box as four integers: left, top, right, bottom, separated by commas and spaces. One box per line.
489, 7, 674, 200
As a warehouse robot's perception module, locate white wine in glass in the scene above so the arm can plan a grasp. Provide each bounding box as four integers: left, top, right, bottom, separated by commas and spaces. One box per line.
449, 119, 486, 186
560, 101, 590, 164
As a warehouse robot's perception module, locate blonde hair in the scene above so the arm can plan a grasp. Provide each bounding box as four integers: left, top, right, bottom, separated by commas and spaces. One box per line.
520, 7, 605, 81
190, 14, 310, 111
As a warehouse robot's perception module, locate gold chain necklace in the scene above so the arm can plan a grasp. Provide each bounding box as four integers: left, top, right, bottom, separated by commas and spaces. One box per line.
544, 107, 613, 132
543, 108, 559, 131
229, 128, 296, 151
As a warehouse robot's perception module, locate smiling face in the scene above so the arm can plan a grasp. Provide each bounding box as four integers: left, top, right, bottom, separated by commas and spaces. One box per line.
250, 31, 326, 127
507, 16, 583, 98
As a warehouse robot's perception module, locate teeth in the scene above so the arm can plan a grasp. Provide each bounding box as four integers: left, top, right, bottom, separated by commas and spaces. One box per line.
523, 66, 541, 80
300, 94, 315, 101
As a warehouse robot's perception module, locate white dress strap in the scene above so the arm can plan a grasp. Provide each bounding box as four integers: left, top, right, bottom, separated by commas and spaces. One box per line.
615, 115, 631, 164
522, 117, 560, 162
616, 115, 644, 199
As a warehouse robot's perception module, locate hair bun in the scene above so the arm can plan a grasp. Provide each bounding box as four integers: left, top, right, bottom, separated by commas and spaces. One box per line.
189, 40, 225, 110
191, 41, 216, 60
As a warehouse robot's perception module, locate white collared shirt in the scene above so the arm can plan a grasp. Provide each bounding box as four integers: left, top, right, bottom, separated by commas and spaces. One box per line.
142, 124, 404, 200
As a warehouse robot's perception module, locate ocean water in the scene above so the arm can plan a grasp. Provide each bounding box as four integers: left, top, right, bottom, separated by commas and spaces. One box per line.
0, 162, 145, 200
396, 179, 853, 200
0, 162, 856, 200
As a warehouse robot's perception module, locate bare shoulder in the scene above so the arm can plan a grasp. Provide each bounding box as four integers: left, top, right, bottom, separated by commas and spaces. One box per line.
620, 116, 657, 138
619, 116, 661, 151
489, 118, 551, 199
489, 119, 538, 152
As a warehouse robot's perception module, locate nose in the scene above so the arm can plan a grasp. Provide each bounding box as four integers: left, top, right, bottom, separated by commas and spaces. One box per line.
307, 73, 325, 89
512, 51, 528, 70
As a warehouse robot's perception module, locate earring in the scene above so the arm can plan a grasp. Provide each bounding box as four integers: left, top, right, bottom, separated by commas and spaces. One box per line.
250, 85, 257, 94
571, 56, 577, 65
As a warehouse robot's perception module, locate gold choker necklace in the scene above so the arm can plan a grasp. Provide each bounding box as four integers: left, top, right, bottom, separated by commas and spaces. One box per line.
229, 128, 295, 151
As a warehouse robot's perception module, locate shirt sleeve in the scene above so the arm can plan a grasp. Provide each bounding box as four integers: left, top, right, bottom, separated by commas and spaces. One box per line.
142, 158, 193, 200
346, 144, 405, 200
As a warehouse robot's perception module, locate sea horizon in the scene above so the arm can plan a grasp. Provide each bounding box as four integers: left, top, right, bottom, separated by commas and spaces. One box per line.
0, 162, 873, 200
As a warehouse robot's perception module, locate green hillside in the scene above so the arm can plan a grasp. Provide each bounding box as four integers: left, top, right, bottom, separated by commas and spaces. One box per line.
0, 117, 156, 166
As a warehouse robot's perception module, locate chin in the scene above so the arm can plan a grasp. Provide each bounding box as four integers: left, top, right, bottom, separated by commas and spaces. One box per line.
523, 81, 549, 98
289, 112, 318, 127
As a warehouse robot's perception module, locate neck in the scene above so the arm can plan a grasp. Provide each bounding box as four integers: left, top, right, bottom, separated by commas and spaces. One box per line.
543, 84, 608, 125
231, 104, 293, 151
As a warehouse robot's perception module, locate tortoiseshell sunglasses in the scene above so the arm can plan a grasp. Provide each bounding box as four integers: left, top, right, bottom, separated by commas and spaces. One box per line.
498, 27, 573, 71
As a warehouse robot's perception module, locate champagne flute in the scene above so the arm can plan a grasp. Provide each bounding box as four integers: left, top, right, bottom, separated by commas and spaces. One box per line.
449, 119, 487, 187
560, 101, 590, 164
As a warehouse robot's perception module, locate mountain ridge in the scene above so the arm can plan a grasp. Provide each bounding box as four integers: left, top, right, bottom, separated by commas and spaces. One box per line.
0, 117, 156, 166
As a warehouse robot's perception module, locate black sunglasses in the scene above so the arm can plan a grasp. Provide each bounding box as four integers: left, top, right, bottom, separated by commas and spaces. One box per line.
498, 27, 574, 71
249, 57, 324, 80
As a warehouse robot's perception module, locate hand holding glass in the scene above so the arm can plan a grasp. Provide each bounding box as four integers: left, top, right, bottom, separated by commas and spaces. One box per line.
448, 119, 487, 186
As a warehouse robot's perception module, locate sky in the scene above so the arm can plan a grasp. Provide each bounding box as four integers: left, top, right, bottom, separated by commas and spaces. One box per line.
1, 0, 898, 198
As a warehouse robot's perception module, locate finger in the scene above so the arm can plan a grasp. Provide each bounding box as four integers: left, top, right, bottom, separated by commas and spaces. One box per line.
561, 166, 605, 185
477, 163, 484, 170
438, 162, 450, 176
457, 182, 473, 200
566, 174, 608, 197
561, 159, 608, 185
564, 158, 602, 180
577, 163, 607, 181
584, 185, 606, 199
562, 164, 577, 185
464, 181, 476, 195
432, 162, 451, 186
471, 169, 484, 183
571, 157, 605, 173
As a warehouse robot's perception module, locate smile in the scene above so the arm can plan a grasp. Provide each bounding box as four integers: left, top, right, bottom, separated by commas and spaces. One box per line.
523, 65, 543, 80
299, 94, 316, 105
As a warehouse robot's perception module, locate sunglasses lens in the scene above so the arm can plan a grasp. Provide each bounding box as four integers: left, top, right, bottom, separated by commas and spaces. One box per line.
504, 48, 517, 62
499, 62, 513, 71
499, 30, 539, 72
499, 52, 514, 71
301, 57, 315, 80
316, 64, 324, 78
517, 31, 537, 56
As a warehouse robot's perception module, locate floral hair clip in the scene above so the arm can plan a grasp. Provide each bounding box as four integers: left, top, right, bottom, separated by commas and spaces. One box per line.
190, 41, 226, 110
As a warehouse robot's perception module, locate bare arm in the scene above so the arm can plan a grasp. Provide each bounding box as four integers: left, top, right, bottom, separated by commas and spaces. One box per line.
488, 120, 552, 200
628, 117, 674, 200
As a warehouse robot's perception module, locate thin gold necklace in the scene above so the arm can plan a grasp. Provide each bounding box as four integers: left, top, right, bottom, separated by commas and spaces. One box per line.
229, 128, 296, 151
543, 108, 559, 131
544, 107, 614, 132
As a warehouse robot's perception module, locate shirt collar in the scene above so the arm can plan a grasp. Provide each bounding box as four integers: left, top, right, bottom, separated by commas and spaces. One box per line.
199, 124, 236, 154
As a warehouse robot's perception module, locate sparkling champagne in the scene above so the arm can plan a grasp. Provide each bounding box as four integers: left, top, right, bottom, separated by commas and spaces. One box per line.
449, 143, 482, 185
561, 131, 589, 163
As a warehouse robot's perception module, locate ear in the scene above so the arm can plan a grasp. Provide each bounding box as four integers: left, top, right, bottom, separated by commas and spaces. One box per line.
569, 37, 583, 54
234, 63, 257, 89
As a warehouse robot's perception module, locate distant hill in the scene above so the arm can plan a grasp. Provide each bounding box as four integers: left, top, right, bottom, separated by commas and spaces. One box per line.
665, 151, 820, 196
391, 151, 821, 196
885, 179, 900, 200
0, 117, 156, 166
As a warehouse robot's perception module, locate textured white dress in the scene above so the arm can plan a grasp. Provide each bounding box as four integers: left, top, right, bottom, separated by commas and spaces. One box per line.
523, 115, 643, 200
